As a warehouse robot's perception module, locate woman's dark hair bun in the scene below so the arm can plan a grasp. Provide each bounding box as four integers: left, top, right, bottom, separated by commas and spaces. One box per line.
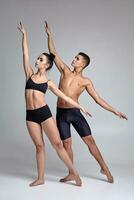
42, 52, 55, 71
49, 53, 55, 61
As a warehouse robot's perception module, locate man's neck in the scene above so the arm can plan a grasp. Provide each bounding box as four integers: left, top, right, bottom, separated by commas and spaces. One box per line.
72, 68, 83, 76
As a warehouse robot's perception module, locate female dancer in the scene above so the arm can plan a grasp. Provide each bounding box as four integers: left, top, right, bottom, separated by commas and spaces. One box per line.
18, 22, 91, 187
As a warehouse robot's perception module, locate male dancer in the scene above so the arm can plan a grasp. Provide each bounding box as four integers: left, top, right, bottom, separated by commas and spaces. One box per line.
45, 21, 127, 183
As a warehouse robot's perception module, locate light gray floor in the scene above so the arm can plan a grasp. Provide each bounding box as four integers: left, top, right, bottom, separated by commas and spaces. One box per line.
0, 163, 134, 200
0, 133, 134, 200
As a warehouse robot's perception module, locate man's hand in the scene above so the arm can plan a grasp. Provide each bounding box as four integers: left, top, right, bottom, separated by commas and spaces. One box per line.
45, 20, 51, 36
114, 110, 128, 120
17, 21, 26, 34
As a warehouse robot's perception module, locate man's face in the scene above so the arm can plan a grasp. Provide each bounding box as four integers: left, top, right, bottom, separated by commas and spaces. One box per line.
71, 54, 85, 69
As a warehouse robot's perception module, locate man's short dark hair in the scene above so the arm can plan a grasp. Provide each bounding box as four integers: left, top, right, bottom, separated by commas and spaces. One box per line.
78, 52, 90, 68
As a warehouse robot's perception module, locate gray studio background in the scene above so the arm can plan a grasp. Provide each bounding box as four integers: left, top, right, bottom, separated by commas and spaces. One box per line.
0, 0, 133, 177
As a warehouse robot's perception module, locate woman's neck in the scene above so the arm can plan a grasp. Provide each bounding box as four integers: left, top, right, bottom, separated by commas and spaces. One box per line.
36, 69, 46, 77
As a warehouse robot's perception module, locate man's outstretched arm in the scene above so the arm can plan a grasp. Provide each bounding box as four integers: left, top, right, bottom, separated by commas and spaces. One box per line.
86, 79, 128, 120
45, 21, 69, 73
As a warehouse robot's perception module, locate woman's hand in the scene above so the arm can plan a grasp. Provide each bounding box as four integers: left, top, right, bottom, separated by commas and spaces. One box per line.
45, 20, 51, 36
80, 107, 92, 117
17, 21, 26, 34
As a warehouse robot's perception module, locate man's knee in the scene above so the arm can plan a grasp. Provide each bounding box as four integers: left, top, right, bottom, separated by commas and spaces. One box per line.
83, 136, 95, 146
63, 138, 72, 150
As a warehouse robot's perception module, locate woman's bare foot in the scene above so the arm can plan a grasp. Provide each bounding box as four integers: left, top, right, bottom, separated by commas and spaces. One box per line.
29, 179, 44, 187
100, 168, 114, 183
60, 173, 82, 186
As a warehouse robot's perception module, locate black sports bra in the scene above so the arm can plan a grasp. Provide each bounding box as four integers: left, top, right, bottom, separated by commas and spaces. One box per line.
25, 76, 48, 94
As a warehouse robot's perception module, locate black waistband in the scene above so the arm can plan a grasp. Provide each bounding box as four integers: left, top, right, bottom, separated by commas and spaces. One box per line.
27, 104, 48, 112
57, 107, 80, 112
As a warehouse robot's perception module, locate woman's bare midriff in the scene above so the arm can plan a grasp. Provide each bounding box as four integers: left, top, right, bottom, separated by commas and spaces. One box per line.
25, 89, 47, 110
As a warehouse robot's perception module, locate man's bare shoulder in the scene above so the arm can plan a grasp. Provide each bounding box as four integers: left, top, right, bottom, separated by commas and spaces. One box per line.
62, 64, 72, 74
82, 76, 93, 86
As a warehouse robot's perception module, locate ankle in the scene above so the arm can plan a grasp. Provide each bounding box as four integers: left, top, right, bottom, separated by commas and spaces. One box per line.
37, 177, 44, 181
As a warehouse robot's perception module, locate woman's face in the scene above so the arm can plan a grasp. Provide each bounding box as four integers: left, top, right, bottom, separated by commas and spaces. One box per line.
35, 54, 49, 70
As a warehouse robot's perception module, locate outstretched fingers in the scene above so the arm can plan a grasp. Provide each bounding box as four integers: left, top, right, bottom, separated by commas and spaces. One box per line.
81, 107, 92, 117
120, 112, 128, 120
86, 111, 92, 117
116, 111, 128, 120
45, 20, 48, 28
17, 21, 25, 34
44, 20, 51, 35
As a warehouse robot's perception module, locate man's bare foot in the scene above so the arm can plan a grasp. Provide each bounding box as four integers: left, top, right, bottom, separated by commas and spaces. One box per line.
60, 173, 82, 186
29, 179, 44, 187
60, 173, 74, 182
100, 168, 114, 183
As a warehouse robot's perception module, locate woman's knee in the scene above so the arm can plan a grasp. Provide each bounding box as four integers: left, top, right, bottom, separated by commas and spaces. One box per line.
35, 143, 44, 153
53, 140, 63, 150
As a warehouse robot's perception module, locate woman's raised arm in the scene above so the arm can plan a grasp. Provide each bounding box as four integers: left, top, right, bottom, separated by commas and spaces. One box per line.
18, 21, 33, 79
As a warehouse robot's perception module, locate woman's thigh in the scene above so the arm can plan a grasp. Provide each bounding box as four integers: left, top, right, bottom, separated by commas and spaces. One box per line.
41, 117, 61, 145
26, 121, 44, 146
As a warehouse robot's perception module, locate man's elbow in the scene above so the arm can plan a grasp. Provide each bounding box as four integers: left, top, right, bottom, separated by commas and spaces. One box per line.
95, 97, 102, 104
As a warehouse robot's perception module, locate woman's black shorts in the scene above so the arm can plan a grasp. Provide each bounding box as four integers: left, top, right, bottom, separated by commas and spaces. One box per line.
26, 105, 52, 124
